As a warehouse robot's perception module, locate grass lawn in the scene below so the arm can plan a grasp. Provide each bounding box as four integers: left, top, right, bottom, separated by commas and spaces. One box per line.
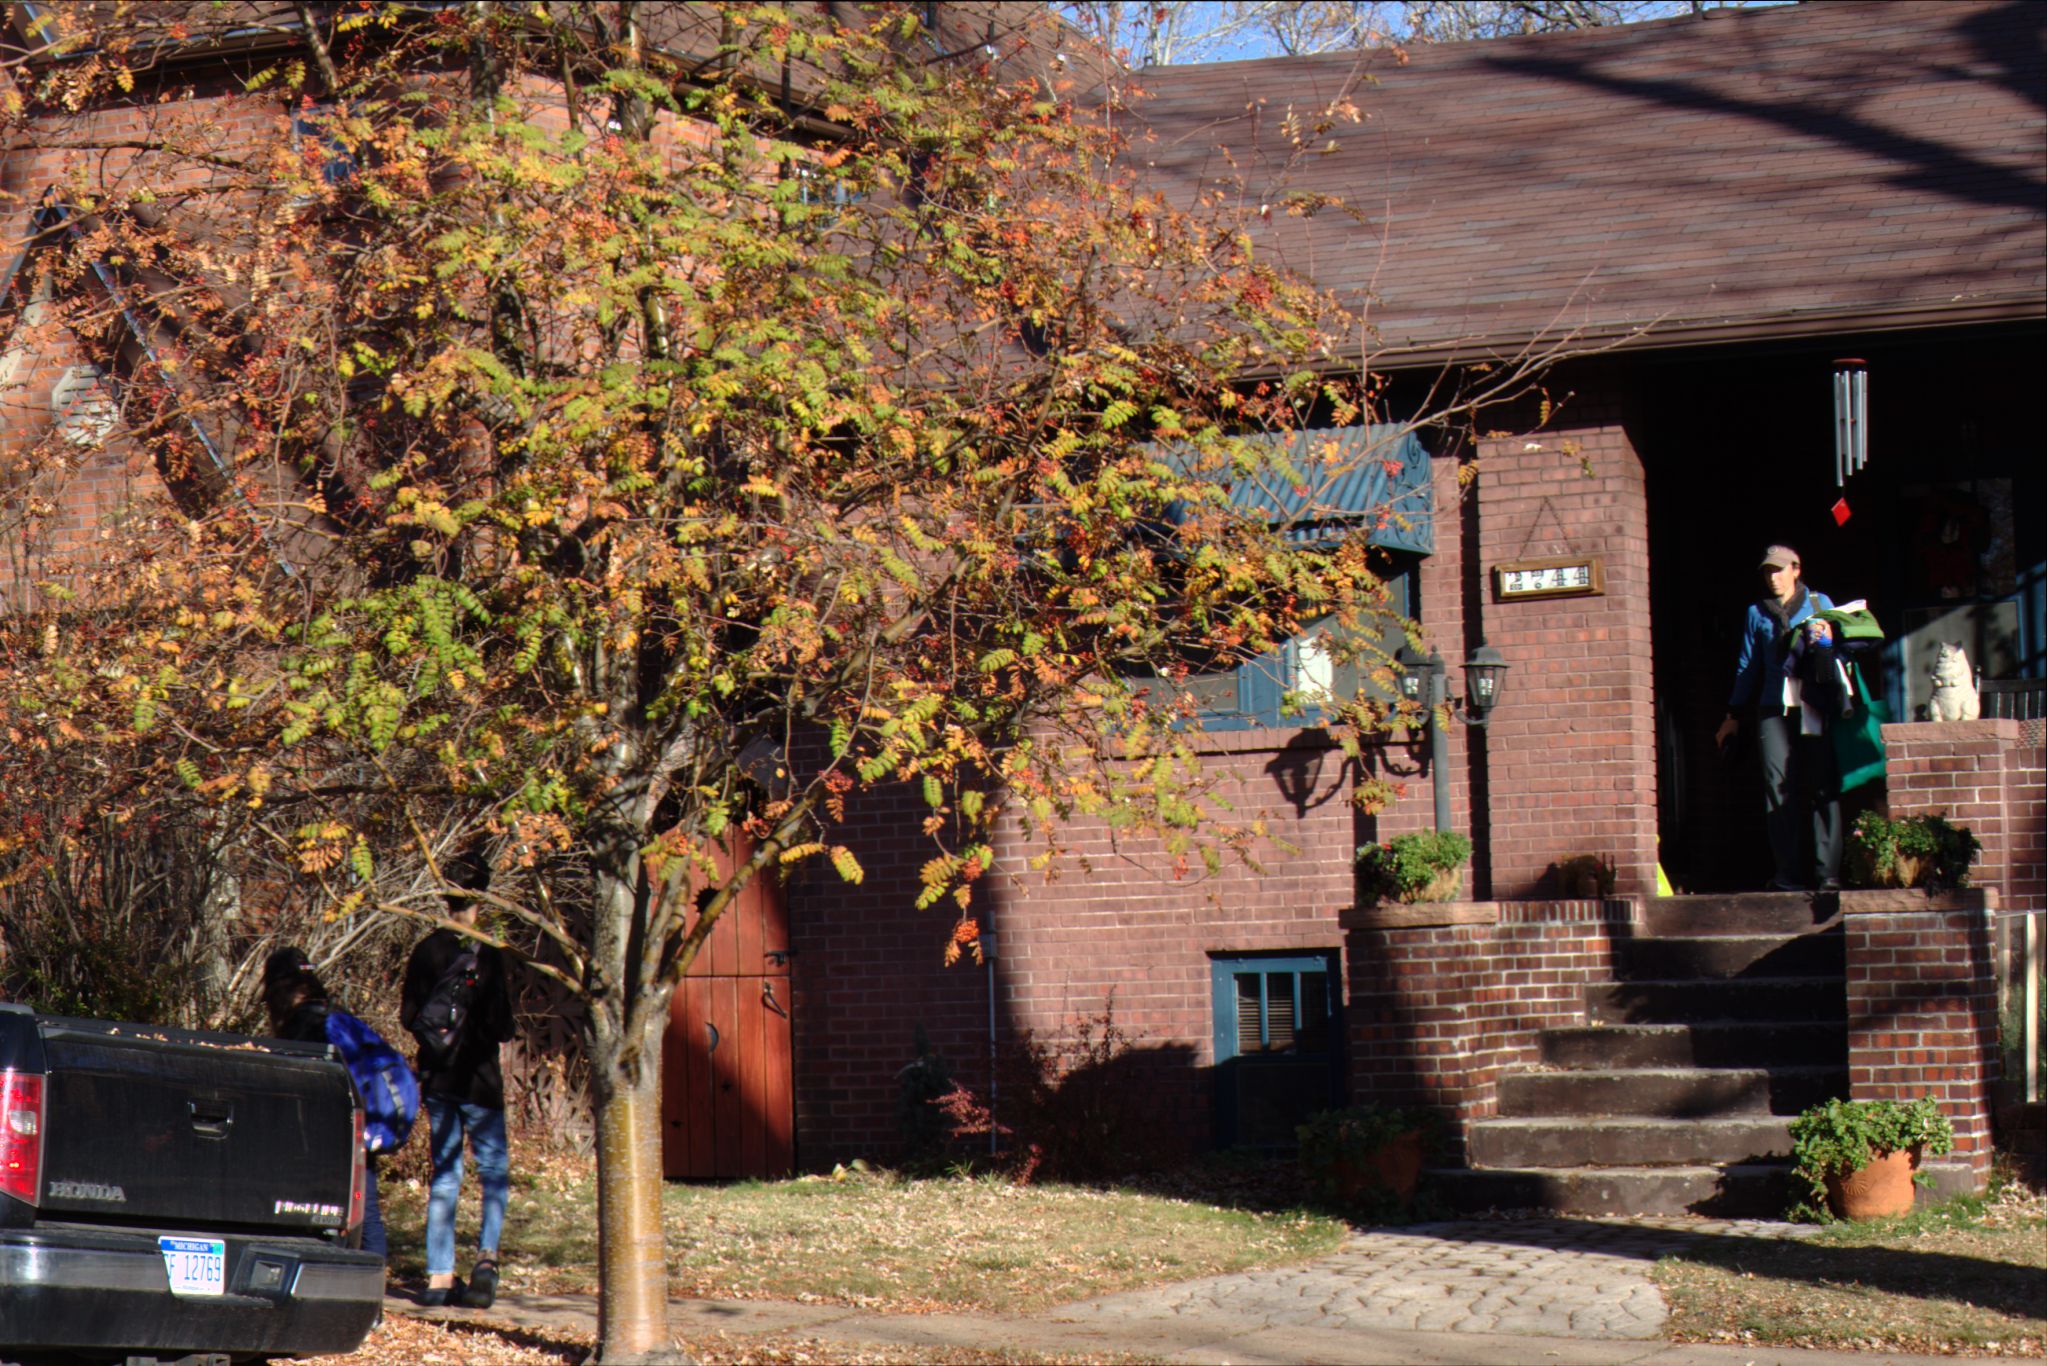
1651, 1186, 2047, 1355
378, 1156, 1349, 1314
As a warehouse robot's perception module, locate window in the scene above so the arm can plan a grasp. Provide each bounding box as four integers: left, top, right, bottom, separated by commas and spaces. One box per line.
1166, 561, 1414, 731
1139, 421, 1433, 732
1211, 951, 1343, 1147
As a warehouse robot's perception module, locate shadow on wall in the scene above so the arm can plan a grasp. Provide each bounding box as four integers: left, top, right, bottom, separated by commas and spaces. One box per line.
925, 1035, 1203, 1183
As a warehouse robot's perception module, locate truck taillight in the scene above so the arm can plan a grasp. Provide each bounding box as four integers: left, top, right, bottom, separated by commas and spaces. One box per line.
346, 1105, 366, 1242
0, 1070, 44, 1205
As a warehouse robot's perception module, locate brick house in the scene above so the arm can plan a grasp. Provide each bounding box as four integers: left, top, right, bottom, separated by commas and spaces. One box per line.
5, 1, 2043, 1209
778, 0, 2045, 1210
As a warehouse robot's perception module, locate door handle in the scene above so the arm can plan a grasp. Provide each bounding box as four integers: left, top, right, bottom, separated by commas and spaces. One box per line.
762, 980, 789, 1019
188, 1099, 234, 1139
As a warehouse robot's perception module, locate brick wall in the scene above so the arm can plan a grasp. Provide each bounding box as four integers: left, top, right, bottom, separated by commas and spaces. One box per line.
1881, 719, 2045, 915
789, 725, 1363, 1168
1340, 899, 1624, 1157
1470, 425, 1658, 899
1841, 891, 2000, 1175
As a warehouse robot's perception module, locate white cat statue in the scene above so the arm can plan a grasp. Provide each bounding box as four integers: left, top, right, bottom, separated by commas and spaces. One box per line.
1927, 642, 1981, 722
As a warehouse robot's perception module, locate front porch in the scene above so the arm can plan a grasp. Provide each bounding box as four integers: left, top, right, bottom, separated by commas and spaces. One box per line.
1344, 886, 2005, 1215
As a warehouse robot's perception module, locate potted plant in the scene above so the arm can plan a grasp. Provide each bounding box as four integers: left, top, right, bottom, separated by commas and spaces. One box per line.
1297, 1104, 1435, 1208
1552, 853, 1617, 900
1843, 811, 1981, 890
1357, 831, 1472, 904
1788, 1096, 1954, 1221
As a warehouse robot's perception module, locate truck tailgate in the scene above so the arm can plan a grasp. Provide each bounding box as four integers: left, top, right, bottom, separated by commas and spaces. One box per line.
36, 1020, 357, 1235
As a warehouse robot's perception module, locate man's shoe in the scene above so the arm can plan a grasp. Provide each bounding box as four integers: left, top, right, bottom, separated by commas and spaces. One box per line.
463, 1261, 498, 1310
417, 1277, 465, 1308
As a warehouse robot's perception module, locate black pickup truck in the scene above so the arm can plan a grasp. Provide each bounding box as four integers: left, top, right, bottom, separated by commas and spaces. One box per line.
0, 1002, 384, 1362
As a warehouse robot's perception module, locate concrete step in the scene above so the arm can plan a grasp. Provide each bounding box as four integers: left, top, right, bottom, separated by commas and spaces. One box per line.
1612, 931, 1842, 981
1642, 894, 1840, 937
1496, 1066, 1846, 1119
1586, 976, 1845, 1025
1541, 1022, 1848, 1070
1434, 1158, 1982, 1217
1433, 1162, 1799, 1217
1466, 1115, 1792, 1168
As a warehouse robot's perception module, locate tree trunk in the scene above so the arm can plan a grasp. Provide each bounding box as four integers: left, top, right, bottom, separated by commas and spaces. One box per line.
593, 1003, 670, 1362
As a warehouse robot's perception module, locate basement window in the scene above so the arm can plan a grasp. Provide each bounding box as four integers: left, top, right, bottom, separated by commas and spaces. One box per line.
1210, 951, 1343, 1147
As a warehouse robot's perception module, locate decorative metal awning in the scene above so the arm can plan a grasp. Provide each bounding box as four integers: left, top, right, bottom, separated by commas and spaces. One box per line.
1161, 423, 1434, 556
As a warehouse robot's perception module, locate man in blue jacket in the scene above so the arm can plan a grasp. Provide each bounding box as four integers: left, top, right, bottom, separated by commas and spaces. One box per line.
1714, 545, 1842, 891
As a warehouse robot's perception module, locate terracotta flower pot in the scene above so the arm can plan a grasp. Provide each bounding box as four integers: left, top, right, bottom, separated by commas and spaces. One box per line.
1332, 1129, 1426, 1202
1825, 1146, 1921, 1220
1403, 867, 1463, 904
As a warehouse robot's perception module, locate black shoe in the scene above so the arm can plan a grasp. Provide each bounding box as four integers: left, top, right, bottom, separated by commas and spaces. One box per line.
417, 1277, 464, 1307
463, 1261, 498, 1310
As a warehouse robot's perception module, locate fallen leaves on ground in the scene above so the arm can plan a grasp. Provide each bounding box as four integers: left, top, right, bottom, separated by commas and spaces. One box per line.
1652, 1187, 2047, 1356
301, 1312, 1140, 1365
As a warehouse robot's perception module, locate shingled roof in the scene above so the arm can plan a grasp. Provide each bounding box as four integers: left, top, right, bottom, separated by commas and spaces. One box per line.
1130, 0, 2045, 366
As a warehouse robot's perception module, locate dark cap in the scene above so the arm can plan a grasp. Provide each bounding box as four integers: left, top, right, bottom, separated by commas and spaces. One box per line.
261, 945, 312, 989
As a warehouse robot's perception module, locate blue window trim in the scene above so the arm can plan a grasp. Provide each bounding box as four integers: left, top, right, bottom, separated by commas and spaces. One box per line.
1196, 561, 1416, 732
1210, 951, 1340, 1063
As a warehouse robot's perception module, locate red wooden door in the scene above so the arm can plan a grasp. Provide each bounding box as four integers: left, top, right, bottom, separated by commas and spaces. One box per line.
660, 840, 795, 1179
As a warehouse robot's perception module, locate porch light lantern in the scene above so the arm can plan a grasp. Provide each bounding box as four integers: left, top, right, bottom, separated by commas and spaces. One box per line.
1832, 358, 1868, 488
1393, 643, 1432, 705
1463, 641, 1509, 725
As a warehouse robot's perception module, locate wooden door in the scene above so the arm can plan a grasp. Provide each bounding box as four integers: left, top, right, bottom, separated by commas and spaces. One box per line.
660, 841, 795, 1179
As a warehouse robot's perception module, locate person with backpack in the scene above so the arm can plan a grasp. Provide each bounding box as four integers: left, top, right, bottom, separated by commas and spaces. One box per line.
260, 947, 416, 1260
401, 871, 517, 1309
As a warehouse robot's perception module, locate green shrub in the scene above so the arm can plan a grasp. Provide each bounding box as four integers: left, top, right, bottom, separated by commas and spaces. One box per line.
1356, 831, 1471, 903
1843, 811, 1980, 889
1788, 1097, 1955, 1218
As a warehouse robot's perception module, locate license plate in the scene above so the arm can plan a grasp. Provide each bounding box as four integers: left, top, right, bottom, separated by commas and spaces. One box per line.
159, 1236, 226, 1296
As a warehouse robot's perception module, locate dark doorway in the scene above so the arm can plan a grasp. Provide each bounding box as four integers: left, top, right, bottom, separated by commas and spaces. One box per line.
1630, 327, 2046, 893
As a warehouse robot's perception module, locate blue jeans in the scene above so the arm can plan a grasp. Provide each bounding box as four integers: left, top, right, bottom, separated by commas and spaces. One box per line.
361, 1158, 386, 1259
424, 1096, 509, 1277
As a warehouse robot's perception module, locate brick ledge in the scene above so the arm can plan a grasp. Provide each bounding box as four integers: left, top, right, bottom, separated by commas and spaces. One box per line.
1837, 887, 1999, 914
1342, 901, 1499, 930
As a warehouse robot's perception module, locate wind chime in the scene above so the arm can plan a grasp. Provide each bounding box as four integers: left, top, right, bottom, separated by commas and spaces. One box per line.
1830, 357, 1868, 524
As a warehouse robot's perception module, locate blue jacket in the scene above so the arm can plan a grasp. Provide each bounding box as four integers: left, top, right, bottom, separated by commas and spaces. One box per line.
1727, 588, 1833, 710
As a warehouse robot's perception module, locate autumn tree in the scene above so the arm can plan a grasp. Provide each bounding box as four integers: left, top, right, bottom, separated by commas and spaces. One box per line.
1, 2, 1552, 1356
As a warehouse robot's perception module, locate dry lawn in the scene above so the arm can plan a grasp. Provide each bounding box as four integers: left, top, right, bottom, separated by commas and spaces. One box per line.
1652, 1187, 2047, 1356
378, 1157, 1346, 1315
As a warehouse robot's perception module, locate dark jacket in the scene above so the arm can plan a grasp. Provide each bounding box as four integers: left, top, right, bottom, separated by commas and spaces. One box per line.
400, 929, 516, 1110
275, 999, 331, 1047
1727, 586, 1834, 712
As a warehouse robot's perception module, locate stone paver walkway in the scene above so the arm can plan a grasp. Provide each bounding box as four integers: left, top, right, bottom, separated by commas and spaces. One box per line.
1054, 1217, 1818, 1342
404, 1215, 1886, 1364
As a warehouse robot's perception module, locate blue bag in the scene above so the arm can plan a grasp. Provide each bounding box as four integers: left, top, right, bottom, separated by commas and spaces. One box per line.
325, 1010, 420, 1155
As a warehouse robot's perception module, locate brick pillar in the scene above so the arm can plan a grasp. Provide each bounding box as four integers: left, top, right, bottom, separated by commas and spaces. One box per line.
1842, 890, 1999, 1181
1883, 719, 2046, 914
1472, 426, 1657, 899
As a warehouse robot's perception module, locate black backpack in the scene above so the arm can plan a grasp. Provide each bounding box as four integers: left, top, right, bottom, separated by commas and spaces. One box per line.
410, 943, 481, 1071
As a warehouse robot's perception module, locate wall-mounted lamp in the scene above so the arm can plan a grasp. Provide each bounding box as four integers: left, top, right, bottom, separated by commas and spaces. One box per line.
1393, 641, 1510, 834
1463, 642, 1510, 724
1393, 642, 1510, 724
1832, 358, 1868, 488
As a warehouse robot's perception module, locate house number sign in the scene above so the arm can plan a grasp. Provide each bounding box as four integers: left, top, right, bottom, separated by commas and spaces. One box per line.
1493, 555, 1605, 601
